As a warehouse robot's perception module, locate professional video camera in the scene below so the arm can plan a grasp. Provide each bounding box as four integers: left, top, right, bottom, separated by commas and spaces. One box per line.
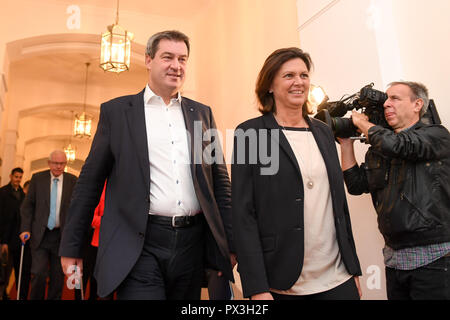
314, 83, 441, 139
314, 83, 388, 139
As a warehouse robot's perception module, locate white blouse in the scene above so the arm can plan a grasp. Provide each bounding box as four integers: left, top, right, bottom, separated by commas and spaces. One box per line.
271, 128, 351, 296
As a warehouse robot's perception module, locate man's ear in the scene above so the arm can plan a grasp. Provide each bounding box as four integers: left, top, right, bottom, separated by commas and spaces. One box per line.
414, 98, 424, 113
145, 54, 152, 70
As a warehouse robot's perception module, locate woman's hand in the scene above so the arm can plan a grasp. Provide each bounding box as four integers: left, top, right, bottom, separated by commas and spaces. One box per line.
251, 292, 274, 300
354, 276, 362, 298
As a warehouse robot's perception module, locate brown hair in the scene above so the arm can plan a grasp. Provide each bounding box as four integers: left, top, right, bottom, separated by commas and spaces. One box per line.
256, 47, 313, 115
146, 30, 190, 58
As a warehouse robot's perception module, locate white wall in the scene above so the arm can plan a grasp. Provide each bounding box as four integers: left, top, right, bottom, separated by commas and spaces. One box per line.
297, 0, 450, 300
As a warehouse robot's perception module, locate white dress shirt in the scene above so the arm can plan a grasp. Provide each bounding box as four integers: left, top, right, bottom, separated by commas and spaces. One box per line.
144, 85, 201, 217
50, 172, 64, 228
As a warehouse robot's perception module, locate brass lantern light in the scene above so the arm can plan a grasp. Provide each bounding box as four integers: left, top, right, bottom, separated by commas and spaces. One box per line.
100, 0, 134, 73
74, 63, 92, 138
64, 144, 76, 163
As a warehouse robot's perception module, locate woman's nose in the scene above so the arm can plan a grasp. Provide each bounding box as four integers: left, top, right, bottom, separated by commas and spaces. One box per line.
293, 75, 304, 84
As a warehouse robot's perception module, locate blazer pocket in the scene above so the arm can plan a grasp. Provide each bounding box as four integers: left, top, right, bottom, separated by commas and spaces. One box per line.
261, 236, 276, 253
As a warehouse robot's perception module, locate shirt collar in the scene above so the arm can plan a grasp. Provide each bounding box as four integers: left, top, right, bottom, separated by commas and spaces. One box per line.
401, 120, 420, 132
51, 173, 62, 181
144, 84, 182, 105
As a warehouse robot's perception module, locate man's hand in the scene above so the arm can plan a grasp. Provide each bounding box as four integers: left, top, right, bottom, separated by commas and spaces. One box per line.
1, 244, 8, 255
351, 111, 374, 137
354, 276, 362, 298
217, 253, 238, 277
337, 137, 355, 148
337, 137, 357, 171
61, 256, 84, 277
230, 253, 237, 269
19, 232, 30, 244
61, 257, 84, 290
251, 292, 274, 300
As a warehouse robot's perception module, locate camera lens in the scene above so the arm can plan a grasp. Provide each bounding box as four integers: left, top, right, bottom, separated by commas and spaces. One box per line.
332, 117, 358, 138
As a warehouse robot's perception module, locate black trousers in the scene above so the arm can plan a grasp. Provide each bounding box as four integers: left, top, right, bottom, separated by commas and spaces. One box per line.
386, 255, 450, 300
271, 277, 360, 300
117, 217, 205, 300
0, 241, 31, 300
30, 228, 65, 300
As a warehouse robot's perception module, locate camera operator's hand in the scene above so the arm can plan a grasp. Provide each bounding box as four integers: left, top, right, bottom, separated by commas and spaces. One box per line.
351, 111, 375, 137
337, 137, 355, 147
337, 137, 357, 171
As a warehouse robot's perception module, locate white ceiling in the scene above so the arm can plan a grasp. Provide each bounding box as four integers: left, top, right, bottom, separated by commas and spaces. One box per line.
11, 51, 147, 88
11, 51, 147, 124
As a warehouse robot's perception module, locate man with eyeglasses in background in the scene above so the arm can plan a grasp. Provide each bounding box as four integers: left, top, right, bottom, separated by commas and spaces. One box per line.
20, 150, 77, 299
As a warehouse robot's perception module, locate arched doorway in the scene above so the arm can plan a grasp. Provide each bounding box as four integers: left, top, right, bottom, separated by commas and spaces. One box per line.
1, 33, 147, 183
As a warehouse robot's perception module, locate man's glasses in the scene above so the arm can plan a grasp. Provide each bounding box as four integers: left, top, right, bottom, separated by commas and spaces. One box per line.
49, 161, 67, 166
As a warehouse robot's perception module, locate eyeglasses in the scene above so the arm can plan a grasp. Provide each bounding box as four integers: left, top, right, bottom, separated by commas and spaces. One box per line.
49, 161, 67, 166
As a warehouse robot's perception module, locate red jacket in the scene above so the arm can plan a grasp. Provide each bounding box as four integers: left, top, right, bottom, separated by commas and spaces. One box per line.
91, 183, 106, 247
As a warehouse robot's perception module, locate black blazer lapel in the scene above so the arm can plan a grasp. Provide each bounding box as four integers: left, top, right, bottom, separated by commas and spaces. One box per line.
125, 89, 151, 191
181, 99, 199, 180
307, 117, 339, 188
43, 171, 51, 209
262, 113, 302, 178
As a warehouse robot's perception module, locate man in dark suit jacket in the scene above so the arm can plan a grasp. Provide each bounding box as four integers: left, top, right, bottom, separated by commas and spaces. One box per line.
0, 167, 31, 300
20, 150, 77, 299
60, 30, 235, 299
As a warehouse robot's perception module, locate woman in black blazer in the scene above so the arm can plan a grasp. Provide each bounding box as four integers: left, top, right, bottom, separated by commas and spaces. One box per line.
232, 48, 362, 300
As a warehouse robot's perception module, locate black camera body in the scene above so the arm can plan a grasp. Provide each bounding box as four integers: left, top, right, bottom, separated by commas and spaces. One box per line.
314, 83, 388, 138
314, 83, 441, 139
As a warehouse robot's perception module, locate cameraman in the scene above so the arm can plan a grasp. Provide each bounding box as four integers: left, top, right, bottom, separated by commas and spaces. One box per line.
339, 81, 450, 300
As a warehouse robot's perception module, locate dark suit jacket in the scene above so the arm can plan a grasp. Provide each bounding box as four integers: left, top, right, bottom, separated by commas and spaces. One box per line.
20, 170, 77, 250
59, 89, 234, 297
0, 183, 25, 247
232, 113, 362, 298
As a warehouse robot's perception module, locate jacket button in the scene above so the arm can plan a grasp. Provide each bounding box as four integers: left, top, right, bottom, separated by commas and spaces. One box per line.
295, 198, 303, 202
138, 232, 145, 238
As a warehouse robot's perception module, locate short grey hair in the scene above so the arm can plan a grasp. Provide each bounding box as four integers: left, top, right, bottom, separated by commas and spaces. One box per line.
388, 81, 429, 117
49, 150, 67, 161
145, 30, 190, 59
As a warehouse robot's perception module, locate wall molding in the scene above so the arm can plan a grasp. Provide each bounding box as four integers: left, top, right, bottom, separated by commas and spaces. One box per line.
1, 73, 7, 93
297, 0, 341, 31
